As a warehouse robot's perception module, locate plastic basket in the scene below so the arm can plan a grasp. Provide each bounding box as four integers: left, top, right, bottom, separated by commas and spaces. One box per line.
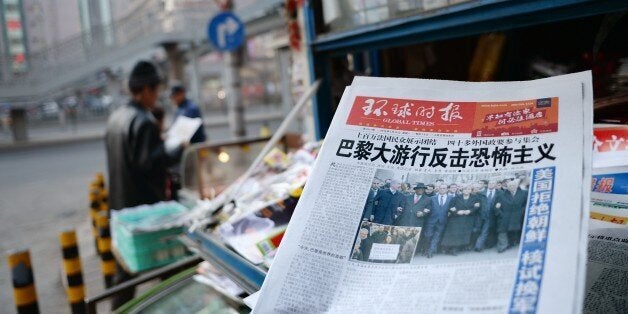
111, 202, 190, 272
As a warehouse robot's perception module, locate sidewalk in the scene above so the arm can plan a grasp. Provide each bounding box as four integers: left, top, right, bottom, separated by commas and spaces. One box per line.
0, 109, 284, 152
0, 119, 107, 151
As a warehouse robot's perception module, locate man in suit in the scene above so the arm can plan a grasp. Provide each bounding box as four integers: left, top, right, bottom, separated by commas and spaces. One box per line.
396, 183, 432, 254
356, 228, 372, 261
495, 180, 528, 252
395, 183, 432, 228
425, 184, 435, 197
425, 184, 453, 258
448, 183, 459, 198
475, 180, 500, 251
362, 179, 382, 221
373, 180, 405, 225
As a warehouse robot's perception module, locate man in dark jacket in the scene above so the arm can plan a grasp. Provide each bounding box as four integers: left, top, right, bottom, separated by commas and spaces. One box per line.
105, 61, 186, 308
475, 180, 500, 251
170, 85, 206, 143
362, 178, 382, 221
372, 180, 405, 225
425, 184, 454, 258
168, 85, 206, 199
494, 180, 528, 252
396, 183, 431, 228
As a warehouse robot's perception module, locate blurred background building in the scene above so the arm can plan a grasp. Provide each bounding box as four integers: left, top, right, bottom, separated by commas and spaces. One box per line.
0, 0, 304, 142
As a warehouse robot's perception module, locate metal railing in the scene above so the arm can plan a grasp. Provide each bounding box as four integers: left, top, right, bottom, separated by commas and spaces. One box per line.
0, 0, 211, 95
0, 0, 284, 102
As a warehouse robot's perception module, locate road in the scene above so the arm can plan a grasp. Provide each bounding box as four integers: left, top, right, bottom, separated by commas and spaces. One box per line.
0, 140, 106, 314
0, 120, 281, 313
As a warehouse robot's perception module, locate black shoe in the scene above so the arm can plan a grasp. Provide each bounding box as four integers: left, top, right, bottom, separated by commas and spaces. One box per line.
497, 248, 506, 253
474, 248, 482, 252
426, 252, 433, 258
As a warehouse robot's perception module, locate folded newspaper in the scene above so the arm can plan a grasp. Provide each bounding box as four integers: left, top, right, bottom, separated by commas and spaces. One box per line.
254, 72, 593, 313
165, 115, 202, 151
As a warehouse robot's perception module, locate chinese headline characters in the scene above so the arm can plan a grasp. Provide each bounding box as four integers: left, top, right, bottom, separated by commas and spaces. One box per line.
336, 139, 557, 168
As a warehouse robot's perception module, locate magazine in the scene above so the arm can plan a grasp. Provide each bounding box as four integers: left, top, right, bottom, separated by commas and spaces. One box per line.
253, 72, 593, 313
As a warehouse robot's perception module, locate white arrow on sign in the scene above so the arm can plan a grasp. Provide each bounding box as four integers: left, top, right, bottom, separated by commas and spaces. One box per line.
217, 17, 240, 48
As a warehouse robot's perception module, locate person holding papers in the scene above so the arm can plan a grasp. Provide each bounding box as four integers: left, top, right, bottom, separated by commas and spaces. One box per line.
170, 85, 206, 143
168, 85, 206, 199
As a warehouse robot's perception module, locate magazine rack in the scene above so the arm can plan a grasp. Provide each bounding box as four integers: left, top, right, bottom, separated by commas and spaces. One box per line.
304, 0, 628, 138
177, 0, 628, 305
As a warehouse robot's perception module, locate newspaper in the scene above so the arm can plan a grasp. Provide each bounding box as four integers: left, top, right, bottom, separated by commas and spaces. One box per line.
254, 72, 593, 313
165, 115, 202, 150
584, 227, 627, 313
590, 124, 628, 225
592, 124, 628, 169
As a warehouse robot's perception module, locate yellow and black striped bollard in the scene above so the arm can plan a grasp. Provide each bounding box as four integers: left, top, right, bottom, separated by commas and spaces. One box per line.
95, 172, 105, 189
100, 189, 109, 211
59, 230, 86, 314
96, 212, 115, 287
89, 185, 102, 254
7, 249, 39, 314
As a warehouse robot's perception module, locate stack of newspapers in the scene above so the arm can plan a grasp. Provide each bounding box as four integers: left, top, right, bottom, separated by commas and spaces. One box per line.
246, 72, 626, 313
585, 124, 627, 313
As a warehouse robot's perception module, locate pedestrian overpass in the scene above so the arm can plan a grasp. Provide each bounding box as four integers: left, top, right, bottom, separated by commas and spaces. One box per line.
0, 0, 284, 105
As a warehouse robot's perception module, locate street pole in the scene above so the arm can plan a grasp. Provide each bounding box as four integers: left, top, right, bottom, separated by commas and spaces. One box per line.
219, 0, 246, 138
224, 50, 245, 138
188, 42, 202, 105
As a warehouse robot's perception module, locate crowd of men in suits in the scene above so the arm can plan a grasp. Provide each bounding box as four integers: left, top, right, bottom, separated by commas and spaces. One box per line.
361, 175, 529, 259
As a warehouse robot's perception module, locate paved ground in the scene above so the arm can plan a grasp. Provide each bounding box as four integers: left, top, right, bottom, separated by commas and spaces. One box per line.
0, 114, 283, 313
0, 140, 108, 314
0, 105, 286, 150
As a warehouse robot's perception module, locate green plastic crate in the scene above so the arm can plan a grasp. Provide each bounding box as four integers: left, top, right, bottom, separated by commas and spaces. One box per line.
112, 202, 190, 272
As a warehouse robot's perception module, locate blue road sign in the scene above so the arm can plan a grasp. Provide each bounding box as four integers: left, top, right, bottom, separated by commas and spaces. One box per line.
208, 12, 245, 52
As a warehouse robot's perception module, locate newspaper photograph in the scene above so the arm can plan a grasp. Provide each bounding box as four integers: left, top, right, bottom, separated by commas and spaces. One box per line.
254, 72, 593, 313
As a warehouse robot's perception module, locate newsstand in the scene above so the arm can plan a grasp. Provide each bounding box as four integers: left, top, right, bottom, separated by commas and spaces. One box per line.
91, 1, 628, 312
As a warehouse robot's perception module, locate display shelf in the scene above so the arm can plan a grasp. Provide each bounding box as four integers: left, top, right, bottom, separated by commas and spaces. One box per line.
183, 229, 267, 294
311, 0, 628, 53
304, 0, 628, 138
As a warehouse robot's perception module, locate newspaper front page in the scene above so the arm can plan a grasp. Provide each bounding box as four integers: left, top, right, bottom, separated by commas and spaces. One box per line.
254, 72, 593, 313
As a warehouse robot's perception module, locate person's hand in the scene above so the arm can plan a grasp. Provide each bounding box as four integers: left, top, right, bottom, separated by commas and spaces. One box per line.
465, 210, 471, 215
370, 215, 374, 221
495, 203, 501, 209
397, 207, 403, 212
416, 212, 423, 217
474, 203, 480, 208
450, 207, 456, 212
424, 209, 430, 214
